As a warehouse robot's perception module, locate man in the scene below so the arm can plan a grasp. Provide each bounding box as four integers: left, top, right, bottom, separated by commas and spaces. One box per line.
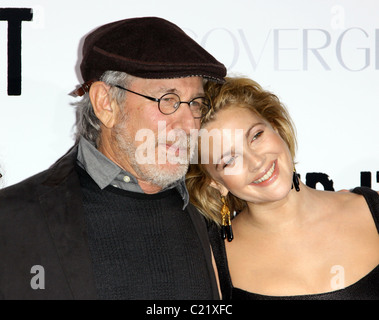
0, 17, 226, 299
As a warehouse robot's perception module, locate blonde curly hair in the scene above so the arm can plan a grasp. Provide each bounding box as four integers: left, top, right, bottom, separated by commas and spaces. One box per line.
186, 77, 297, 225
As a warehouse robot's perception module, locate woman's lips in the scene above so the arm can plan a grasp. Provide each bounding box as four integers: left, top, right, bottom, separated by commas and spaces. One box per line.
251, 160, 279, 186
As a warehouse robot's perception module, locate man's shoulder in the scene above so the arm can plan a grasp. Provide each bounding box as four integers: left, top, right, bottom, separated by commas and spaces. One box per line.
0, 145, 79, 207
0, 169, 50, 198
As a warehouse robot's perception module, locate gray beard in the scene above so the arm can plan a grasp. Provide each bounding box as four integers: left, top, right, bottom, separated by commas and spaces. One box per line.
113, 116, 195, 189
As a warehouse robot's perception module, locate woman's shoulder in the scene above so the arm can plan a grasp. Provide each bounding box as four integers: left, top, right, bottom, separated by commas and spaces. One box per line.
319, 187, 379, 234
334, 187, 379, 212
314, 186, 378, 205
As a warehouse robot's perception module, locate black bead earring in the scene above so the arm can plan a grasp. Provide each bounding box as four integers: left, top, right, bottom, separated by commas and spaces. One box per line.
292, 169, 300, 192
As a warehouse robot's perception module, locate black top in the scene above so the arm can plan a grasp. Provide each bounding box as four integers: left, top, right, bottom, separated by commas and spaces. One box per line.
210, 187, 379, 300
77, 164, 216, 300
0, 145, 217, 299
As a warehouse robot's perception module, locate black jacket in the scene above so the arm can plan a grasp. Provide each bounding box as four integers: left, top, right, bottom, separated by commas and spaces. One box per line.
0, 145, 218, 299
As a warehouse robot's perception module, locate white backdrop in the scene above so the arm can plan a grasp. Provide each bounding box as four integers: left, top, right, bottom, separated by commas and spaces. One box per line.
0, 0, 378, 191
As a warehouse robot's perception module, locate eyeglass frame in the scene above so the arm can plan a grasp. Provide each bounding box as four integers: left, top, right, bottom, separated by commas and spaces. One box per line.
112, 84, 211, 119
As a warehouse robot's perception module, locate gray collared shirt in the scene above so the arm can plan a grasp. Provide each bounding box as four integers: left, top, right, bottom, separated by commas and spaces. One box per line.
76, 136, 189, 209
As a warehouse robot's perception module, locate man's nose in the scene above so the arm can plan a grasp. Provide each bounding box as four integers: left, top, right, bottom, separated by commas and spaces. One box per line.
171, 103, 199, 133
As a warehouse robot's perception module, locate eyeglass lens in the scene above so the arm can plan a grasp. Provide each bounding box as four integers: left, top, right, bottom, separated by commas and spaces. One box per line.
159, 93, 209, 118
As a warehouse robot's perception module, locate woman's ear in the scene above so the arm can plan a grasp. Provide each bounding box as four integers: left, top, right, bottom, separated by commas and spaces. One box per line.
89, 81, 116, 128
210, 180, 229, 197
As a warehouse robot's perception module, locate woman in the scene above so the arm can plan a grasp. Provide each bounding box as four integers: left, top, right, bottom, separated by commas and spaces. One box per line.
186, 77, 379, 299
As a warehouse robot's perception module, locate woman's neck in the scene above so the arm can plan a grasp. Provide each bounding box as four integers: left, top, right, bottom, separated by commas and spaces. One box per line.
237, 183, 321, 234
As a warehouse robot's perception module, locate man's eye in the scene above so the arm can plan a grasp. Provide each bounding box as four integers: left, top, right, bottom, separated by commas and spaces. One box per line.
162, 97, 175, 103
190, 101, 201, 108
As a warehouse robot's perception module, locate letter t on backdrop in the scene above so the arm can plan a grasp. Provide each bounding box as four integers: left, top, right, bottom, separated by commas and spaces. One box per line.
0, 8, 33, 95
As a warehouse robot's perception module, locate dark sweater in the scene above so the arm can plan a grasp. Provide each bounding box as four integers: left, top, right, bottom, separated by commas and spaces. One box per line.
77, 165, 214, 299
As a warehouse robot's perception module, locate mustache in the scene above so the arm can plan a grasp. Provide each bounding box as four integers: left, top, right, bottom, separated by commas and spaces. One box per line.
133, 127, 198, 165
157, 129, 198, 150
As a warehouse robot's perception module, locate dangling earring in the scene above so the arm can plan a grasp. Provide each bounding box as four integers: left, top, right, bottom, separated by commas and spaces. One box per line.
220, 196, 233, 242
292, 168, 300, 192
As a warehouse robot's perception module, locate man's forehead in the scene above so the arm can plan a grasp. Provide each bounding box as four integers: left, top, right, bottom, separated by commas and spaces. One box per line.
132, 77, 205, 93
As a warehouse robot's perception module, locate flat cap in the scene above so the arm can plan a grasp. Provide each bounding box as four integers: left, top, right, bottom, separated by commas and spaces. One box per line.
73, 17, 226, 96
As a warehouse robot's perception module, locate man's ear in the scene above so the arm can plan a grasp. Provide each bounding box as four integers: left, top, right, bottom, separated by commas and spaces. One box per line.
89, 81, 116, 128
210, 180, 229, 197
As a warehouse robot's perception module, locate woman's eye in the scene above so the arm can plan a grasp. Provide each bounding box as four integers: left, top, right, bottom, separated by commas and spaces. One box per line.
223, 157, 236, 169
252, 130, 263, 141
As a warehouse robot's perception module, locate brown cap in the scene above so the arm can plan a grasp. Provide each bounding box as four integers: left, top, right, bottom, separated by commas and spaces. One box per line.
72, 17, 226, 96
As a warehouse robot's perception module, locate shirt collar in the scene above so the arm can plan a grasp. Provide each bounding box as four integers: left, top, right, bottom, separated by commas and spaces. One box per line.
76, 136, 189, 208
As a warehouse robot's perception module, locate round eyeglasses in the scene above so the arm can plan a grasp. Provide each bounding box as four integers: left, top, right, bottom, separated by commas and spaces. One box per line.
113, 84, 210, 119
